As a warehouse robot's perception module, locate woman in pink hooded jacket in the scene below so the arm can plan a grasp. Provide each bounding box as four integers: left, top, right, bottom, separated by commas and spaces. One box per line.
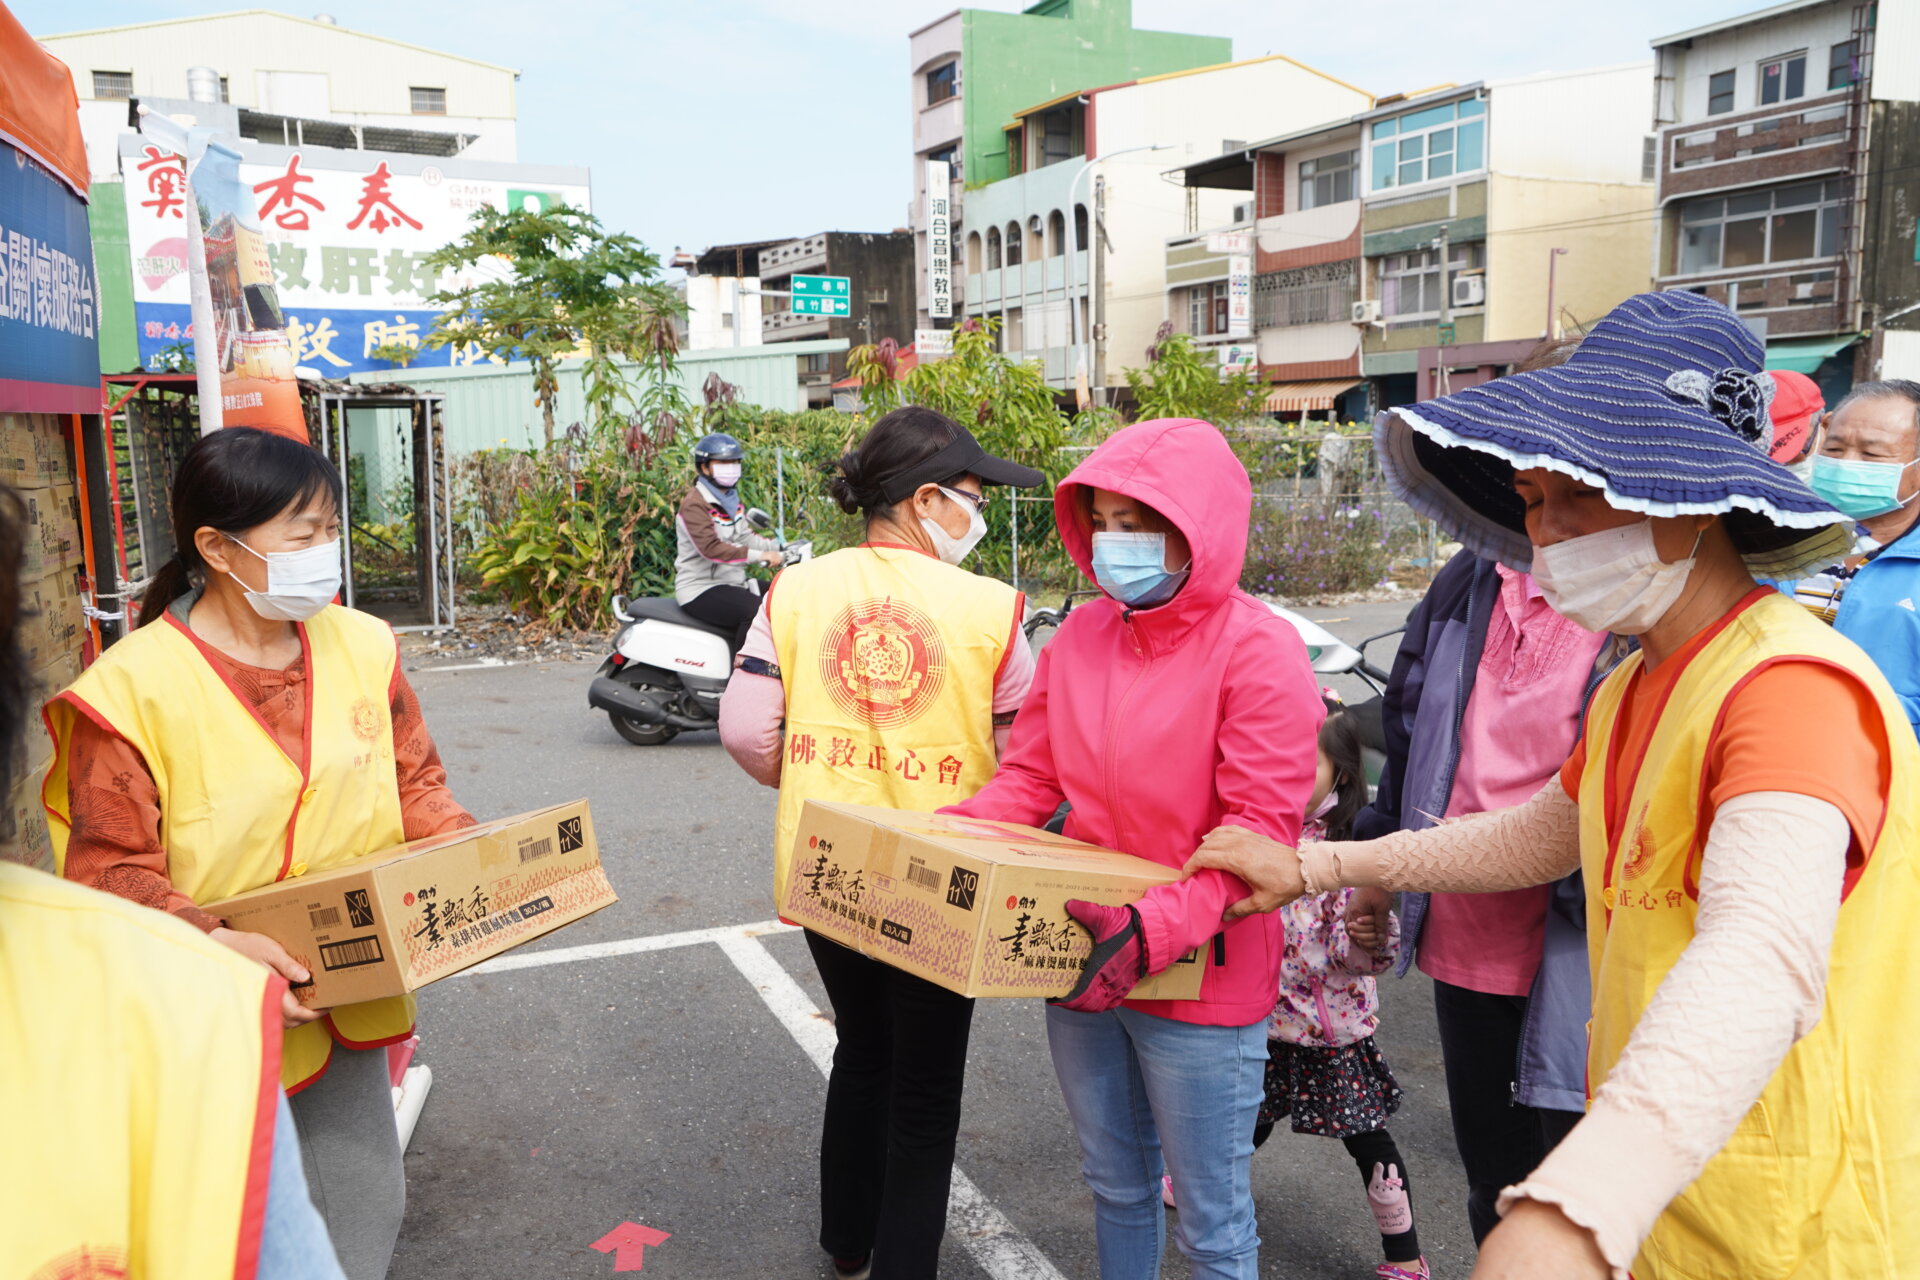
944, 418, 1322, 1280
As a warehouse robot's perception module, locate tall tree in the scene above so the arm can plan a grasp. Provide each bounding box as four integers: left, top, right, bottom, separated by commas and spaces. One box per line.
423, 205, 683, 444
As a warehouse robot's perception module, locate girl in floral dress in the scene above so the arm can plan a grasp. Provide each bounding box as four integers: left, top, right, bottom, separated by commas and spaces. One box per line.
1168, 705, 1429, 1277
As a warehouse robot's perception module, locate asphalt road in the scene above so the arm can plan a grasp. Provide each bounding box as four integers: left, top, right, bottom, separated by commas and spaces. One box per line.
388, 597, 1477, 1280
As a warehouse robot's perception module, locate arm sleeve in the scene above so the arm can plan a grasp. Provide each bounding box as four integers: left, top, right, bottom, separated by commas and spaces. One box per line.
679, 487, 754, 564
1353, 576, 1444, 841
390, 666, 477, 838
991, 602, 1036, 755
1499, 791, 1847, 1278
942, 639, 1066, 826
1301, 780, 1584, 895
1132, 619, 1325, 971
61, 714, 223, 932
719, 596, 785, 787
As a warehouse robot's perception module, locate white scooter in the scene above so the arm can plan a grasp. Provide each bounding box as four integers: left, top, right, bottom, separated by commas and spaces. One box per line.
588, 510, 811, 745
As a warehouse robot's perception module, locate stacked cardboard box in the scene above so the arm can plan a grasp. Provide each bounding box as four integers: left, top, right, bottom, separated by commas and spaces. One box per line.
0, 412, 87, 871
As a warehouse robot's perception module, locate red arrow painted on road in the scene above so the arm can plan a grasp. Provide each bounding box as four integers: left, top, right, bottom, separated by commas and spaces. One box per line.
592, 1222, 672, 1272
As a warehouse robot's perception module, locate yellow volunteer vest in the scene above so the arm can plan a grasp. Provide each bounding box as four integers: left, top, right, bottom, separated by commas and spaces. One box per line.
769, 543, 1019, 905
45, 603, 412, 1091
1577, 590, 1920, 1279
1, 862, 280, 1280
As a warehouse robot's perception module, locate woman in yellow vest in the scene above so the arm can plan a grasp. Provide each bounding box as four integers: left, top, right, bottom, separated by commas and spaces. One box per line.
0, 475, 343, 1280
45, 427, 475, 1280
719, 406, 1042, 1280
1186, 292, 1917, 1280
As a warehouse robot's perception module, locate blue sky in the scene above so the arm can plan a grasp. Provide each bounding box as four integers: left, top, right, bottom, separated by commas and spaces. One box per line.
24, 0, 1751, 260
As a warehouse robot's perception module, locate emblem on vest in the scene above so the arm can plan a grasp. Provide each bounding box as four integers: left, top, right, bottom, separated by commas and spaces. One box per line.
818, 597, 947, 729
351, 696, 385, 742
1621, 819, 1656, 881
31, 1244, 130, 1280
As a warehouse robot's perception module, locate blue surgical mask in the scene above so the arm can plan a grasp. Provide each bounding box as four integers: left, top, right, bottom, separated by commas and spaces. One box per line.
1091, 531, 1190, 608
1810, 455, 1920, 520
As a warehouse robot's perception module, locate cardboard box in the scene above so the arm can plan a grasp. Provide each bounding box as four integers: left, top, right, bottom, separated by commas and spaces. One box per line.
0, 414, 74, 489
19, 575, 86, 673
19, 484, 82, 582
207, 800, 617, 1010
0, 761, 52, 873
784, 801, 1207, 1001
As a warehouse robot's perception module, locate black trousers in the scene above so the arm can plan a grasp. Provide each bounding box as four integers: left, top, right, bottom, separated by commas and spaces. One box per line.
1431, 979, 1582, 1244
680, 583, 760, 654
1253, 1121, 1422, 1263
804, 929, 976, 1278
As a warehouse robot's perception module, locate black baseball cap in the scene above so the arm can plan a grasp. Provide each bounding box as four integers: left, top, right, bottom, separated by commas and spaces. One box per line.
877, 421, 1046, 504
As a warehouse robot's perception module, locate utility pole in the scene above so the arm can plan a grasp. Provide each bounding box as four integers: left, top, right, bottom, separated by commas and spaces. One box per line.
1546, 247, 1570, 339
1066, 142, 1173, 405
1433, 226, 1452, 398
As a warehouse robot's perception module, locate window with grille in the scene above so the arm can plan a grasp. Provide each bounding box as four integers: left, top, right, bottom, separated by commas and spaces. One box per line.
93, 70, 134, 100
1255, 264, 1358, 328
1298, 150, 1358, 210
1642, 136, 1658, 183
1707, 70, 1736, 115
411, 86, 447, 115
219, 76, 230, 103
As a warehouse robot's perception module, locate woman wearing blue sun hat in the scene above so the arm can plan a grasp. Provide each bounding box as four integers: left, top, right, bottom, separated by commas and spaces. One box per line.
1186, 290, 1920, 1280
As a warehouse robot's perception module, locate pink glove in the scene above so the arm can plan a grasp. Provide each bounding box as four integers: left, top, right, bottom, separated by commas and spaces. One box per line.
1050, 900, 1147, 1013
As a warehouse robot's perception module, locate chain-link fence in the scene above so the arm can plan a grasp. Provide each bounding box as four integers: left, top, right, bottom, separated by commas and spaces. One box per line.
1005, 426, 1443, 602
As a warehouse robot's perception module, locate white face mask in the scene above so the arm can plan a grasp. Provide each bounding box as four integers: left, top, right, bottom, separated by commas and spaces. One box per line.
709, 462, 742, 488
1531, 519, 1702, 636
921, 486, 987, 565
226, 536, 343, 622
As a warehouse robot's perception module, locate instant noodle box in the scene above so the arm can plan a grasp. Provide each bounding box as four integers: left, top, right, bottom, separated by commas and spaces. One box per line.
785, 801, 1206, 1001
206, 800, 616, 1009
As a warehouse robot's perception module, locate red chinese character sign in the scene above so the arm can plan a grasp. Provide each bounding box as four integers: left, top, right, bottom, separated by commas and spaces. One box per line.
816, 597, 947, 729
122, 136, 591, 379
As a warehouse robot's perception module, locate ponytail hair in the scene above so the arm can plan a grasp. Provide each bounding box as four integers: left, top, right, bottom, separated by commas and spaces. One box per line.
138, 428, 342, 627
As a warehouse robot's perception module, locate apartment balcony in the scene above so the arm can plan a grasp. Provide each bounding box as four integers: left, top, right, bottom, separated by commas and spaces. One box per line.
1658, 94, 1853, 201
962, 252, 1088, 311
1657, 262, 1847, 336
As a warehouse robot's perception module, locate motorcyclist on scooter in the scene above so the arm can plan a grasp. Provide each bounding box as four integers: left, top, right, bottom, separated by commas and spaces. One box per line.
676, 432, 783, 653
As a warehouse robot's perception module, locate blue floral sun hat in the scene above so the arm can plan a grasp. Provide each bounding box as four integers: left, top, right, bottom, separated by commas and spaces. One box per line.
1375, 290, 1850, 580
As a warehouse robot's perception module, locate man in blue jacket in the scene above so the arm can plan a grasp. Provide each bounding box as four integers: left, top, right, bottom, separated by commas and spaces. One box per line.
1800, 380, 1920, 736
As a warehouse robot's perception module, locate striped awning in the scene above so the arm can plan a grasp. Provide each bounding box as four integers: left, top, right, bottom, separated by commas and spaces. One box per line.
1262, 379, 1362, 413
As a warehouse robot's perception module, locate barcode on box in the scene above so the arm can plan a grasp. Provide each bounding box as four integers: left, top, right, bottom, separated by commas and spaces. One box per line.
905, 859, 940, 892
308, 905, 341, 929
319, 936, 385, 971
518, 835, 555, 864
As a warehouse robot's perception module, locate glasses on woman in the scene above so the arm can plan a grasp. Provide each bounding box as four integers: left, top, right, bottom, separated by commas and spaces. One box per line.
941, 485, 989, 514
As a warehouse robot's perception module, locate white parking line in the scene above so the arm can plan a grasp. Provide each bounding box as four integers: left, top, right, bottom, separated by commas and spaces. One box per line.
455, 921, 1068, 1280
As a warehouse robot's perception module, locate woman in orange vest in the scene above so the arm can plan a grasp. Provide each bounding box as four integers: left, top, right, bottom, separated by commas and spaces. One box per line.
45, 427, 475, 1280
1188, 292, 1918, 1280
719, 406, 1043, 1280
0, 470, 344, 1280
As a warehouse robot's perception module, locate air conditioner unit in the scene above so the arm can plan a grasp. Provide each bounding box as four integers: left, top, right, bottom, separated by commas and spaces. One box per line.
1452, 273, 1486, 307
1351, 299, 1382, 326
1232, 202, 1253, 223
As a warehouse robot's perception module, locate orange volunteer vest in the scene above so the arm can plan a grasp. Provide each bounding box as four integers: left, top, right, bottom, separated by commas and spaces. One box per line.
0, 863, 281, 1280
45, 603, 413, 1090
769, 543, 1020, 905
1576, 589, 1920, 1279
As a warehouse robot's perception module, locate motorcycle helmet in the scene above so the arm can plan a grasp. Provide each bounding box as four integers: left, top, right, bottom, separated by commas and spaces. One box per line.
692, 433, 745, 468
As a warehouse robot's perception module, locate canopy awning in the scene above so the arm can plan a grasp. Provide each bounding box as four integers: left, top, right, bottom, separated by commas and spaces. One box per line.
1263, 379, 1362, 413
1765, 335, 1859, 374
0, 6, 89, 198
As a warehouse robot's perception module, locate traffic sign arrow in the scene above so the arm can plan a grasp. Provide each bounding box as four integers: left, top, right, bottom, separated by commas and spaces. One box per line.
591, 1222, 672, 1272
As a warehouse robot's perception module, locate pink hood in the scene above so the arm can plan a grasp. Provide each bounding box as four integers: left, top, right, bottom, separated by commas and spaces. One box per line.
948, 419, 1323, 1025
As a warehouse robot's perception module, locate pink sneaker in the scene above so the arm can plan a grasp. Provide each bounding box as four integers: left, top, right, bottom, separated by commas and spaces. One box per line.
1375, 1260, 1429, 1279
1160, 1174, 1176, 1209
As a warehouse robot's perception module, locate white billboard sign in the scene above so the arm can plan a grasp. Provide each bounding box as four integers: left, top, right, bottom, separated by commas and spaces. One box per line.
925, 159, 952, 320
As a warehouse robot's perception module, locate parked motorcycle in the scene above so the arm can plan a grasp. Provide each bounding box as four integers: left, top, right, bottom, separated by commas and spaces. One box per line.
588, 509, 810, 745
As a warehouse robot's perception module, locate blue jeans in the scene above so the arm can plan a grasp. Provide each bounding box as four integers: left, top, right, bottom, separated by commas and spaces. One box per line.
260, 1091, 348, 1280
1046, 1004, 1268, 1280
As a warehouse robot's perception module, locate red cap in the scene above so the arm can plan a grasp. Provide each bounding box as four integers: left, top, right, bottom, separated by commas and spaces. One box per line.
1766, 370, 1825, 464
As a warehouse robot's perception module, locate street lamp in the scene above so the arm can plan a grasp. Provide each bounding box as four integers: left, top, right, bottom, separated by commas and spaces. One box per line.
1065, 142, 1174, 402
